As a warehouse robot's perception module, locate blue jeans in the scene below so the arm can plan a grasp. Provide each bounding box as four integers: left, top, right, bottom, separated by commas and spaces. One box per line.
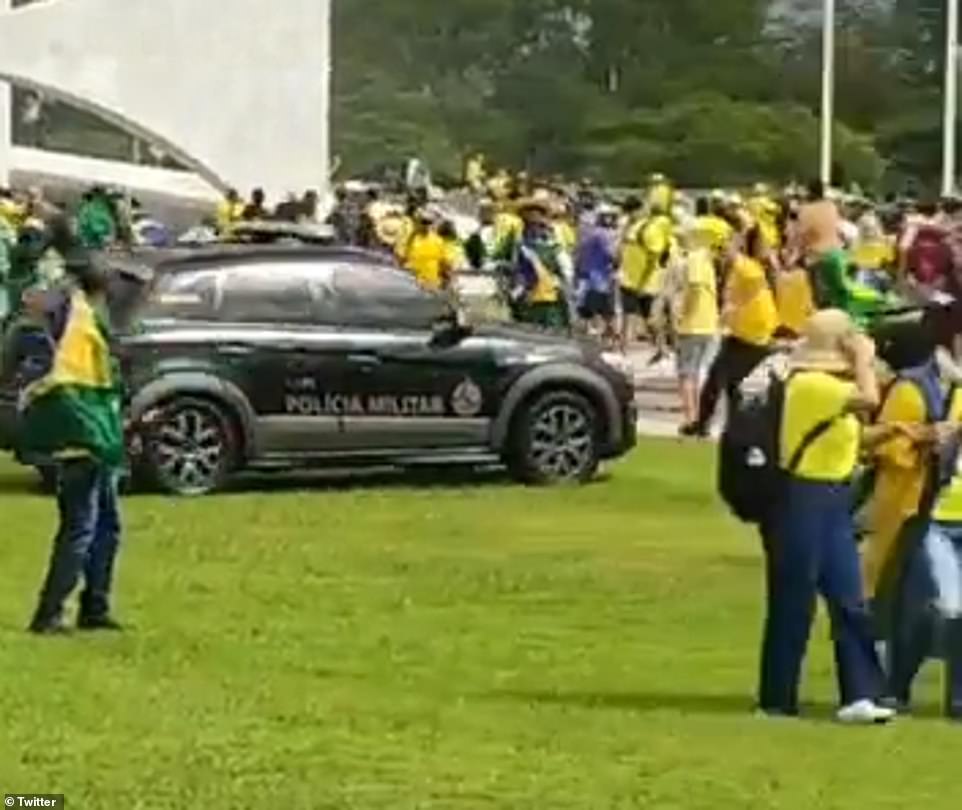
32, 459, 121, 626
889, 521, 962, 712
759, 478, 884, 712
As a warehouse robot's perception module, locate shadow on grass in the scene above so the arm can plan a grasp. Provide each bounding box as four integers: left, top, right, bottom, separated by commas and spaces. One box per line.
205, 465, 515, 496
2, 451, 621, 498
487, 689, 840, 720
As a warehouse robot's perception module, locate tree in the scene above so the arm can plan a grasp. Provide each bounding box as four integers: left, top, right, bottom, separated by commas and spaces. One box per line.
329, 0, 931, 191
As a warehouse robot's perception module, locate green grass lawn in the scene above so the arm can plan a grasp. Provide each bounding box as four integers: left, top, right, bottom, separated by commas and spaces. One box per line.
0, 441, 957, 809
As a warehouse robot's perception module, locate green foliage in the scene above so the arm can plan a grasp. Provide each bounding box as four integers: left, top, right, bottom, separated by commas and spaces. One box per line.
332, 0, 943, 191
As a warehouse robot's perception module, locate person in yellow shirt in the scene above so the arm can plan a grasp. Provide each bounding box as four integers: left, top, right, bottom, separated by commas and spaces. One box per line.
0, 189, 27, 233
386, 203, 415, 260
215, 188, 245, 236
401, 211, 451, 291
618, 197, 650, 346
862, 366, 946, 603
647, 173, 674, 215
688, 226, 776, 437
748, 184, 782, 252
621, 199, 674, 349
876, 367, 962, 719
693, 195, 736, 262
674, 230, 719, 431
493, 200, 524, 256
851, 211, 896, 273
760, 310, 899, 722
775, 263, 815, 339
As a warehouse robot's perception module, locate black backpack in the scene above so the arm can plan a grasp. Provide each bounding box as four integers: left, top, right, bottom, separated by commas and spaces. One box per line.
719, 374, 838, 525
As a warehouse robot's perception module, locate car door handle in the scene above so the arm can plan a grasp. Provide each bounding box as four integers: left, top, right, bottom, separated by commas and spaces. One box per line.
277, 343, 312, 354
347, 353, 382, 368
218, 343, 254, 356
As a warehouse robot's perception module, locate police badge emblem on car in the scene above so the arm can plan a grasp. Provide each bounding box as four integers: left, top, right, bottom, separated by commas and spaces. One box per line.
451, 378, 484, 418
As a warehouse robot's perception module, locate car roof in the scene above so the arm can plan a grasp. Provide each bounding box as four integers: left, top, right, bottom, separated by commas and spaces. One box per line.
105, 244, 397, 280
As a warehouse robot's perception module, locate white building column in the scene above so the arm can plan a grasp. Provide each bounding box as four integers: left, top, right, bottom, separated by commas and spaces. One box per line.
0, 0, 10, 189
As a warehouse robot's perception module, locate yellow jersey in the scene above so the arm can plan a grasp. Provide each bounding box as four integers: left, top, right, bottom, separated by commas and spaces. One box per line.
404, 233, 447, 290
781, 372, 859, 482
494, 211, 524, 251
932, 388, 962, 522
693, 215, 734, 257
775, 268, 815, 337
648, 182, 673, 213
677, 249, 719, 337
554, 221, 577, 255
748, 196, 781, 250
725, 256, 777, 347
852, 240, 896, 271
216, 200, 244, 234
443, 238, 466, 274
863, 380, 932, 596
621, 215, 672, 294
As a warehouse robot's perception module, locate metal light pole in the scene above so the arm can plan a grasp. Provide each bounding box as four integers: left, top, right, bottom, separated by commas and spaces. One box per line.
820, 0, 836, 188
943, 0, 959, 197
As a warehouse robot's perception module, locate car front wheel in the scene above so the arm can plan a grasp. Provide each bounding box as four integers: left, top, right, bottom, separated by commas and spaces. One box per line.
507, 390, 600, 485
140, 397, 237, 496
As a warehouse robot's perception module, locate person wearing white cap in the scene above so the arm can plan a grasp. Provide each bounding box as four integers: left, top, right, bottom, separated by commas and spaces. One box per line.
759, 309, 904, 724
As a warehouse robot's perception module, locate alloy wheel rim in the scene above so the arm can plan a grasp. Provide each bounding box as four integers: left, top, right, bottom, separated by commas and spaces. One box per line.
153, 406, 225, 493
529, 403, 593, 480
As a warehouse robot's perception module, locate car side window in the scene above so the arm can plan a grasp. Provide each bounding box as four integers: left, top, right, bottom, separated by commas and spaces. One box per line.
142, 269, 220, 321
333, 264, 446, 330
218, 262, 336, 325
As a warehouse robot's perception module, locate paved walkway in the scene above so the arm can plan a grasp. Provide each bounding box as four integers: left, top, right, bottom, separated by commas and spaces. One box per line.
627, 345, 721, 439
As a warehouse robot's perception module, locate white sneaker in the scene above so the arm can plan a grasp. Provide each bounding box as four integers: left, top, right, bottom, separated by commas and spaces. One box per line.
836, 699, 896, 725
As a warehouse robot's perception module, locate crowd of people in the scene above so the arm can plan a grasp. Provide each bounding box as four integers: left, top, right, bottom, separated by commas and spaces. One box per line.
336, 158, 962, 727
6, 163, 962, 728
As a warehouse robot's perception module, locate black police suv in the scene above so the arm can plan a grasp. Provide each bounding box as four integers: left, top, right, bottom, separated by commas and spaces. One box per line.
0, 245, 637, 495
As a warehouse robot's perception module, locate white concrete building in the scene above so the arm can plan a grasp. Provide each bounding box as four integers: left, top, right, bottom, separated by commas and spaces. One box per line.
0, 0, 332, 204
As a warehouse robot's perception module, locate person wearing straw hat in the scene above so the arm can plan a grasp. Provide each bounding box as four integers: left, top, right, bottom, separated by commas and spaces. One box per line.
759, 309, 904, 724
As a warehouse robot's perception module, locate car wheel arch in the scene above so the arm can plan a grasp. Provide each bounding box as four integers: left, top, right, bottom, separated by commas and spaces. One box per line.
129, 373, 256, 461
491, 364, 622, 452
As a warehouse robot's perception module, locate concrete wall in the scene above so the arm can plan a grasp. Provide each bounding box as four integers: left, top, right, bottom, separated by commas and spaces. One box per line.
0, 0, 8, 187
0, 0, 331, 204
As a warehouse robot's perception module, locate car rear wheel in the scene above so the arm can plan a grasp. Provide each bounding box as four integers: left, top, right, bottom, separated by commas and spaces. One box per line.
507, 390, 600, 485
141, 397, 237, 496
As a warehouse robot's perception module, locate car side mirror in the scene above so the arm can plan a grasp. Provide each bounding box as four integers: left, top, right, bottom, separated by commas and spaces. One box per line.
430, 312, 470, 348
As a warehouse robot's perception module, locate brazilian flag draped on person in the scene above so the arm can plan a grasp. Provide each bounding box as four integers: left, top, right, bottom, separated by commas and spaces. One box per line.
17, 281, 124, 469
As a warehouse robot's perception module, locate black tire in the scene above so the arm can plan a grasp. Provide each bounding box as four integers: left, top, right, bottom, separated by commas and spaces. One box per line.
140, 397, 238, 496
506, 389, 601, 485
